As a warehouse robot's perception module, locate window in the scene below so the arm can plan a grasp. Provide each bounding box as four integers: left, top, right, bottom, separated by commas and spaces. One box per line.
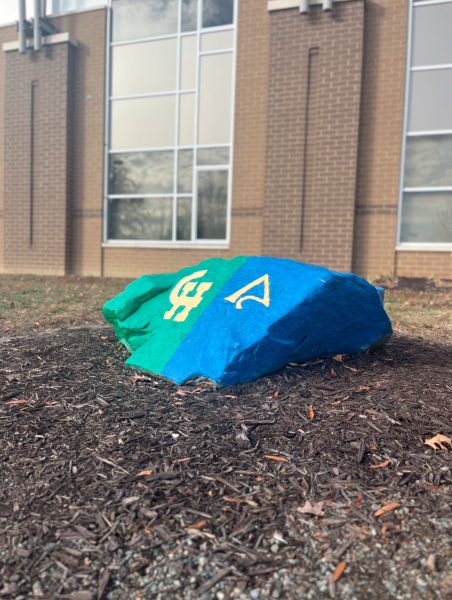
0, 0, 107, 25
50, 0, 107, 14
0, 0, 34, 24
399, 0, 452, 247
105, 0, 236, 245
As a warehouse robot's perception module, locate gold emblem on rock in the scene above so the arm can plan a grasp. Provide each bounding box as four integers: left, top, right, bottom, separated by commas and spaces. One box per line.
164, 270, 213, 322
225, 275, 270, 310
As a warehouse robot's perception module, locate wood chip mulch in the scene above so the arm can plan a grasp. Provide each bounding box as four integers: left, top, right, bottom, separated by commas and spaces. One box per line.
0, 328, 451, 599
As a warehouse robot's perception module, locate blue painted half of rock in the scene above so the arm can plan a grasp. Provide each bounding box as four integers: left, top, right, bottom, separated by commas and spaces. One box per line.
160, 257, 392, 386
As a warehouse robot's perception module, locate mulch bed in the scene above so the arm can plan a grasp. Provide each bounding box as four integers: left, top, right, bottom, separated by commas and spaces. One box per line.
0, 327, 451, 599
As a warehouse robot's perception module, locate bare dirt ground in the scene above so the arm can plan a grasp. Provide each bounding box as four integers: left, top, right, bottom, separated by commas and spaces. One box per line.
0, 275, 451, 599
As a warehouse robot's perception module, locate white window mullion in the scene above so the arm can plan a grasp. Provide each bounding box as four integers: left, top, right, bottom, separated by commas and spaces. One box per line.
192, 0, 203, 242
411, 64, 452, 72
172, 0, 182, 242
398, 0, 452, 249
226, 0, 239, 247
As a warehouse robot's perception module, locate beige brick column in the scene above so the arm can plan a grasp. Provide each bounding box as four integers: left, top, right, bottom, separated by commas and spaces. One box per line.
3, 34, 76, 275
263, 0, 364, 273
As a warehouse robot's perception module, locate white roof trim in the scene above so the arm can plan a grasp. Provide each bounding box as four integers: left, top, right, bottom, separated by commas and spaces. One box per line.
3, 32, 77, 52
268, 0, 353, 11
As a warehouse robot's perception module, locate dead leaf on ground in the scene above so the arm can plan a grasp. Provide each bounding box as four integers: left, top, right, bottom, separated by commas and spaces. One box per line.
308, 405, 315, 420
187, 519, 208, 530
369, 459, 391, 469
331, 561, 346, 582
263, 455, 289, 463
424, 434, 452, 451
130, 374, 153, 383
374, 501, 399, 517
6, 399, 29, 405
354, 495, 363, 509
296, 500, 324, 516
136, 468, 153, 477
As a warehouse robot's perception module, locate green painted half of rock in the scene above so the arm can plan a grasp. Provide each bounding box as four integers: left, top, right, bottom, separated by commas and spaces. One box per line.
103, 257, 247, 375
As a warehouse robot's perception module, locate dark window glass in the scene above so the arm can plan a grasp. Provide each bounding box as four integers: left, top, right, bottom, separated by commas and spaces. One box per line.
109, 151, 174, 195
177, 198, 192, 240
182, 0, 197, 32
197, 170, 228, 240
401, 193, 452, 243
197, 147, 229, 165
112, 0, 178, 42
108, 197, 173, 240
202, 0, 233, 28
178, 150, 194, 193
405, 135, 452, 188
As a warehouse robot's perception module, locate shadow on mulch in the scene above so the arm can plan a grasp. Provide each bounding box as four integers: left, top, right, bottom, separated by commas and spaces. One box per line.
0, 329, 451, 599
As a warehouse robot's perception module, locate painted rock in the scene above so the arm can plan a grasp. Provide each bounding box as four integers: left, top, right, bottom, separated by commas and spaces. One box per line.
103, 257, 392, 386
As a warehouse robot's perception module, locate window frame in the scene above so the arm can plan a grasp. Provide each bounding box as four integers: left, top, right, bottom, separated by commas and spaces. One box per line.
102, 0, 238, 248
397, 0, 452, 250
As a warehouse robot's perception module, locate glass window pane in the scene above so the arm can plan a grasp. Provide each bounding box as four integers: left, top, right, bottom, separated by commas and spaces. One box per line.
112, 0, 178, 43
401, 193, 452, 243
180, 36, 196, 90
197, 170, 228, 240
408, 70, 452, 132
197, 147, 229, 165
178, 149, 194, 193
51, 0, 107, 14
202, 0, 234, 28
198, 53, 233, 145
108, 197, 173, 240
404, 135, 452, 188
112, 39, 177, 96
412, 4, 452, 67
177, 198, 192, 240
109, 151, 174, 195
0, 0, 35, 24
179, 93, 195, 146
182, 0, 197, 32
111, 95, 176, 150
201, 31, 233, 52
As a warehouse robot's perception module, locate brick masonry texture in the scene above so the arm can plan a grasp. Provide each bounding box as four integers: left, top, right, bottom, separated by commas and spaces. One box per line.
0, 25, 20, 272
353, 0, 451, 280
263, 1, 364, 273
0, 2, 450, 280
53, 9, 107, 276
3, 41, 73, 275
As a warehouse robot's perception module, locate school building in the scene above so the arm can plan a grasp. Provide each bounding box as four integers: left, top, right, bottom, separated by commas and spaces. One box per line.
0, 0, 451, 280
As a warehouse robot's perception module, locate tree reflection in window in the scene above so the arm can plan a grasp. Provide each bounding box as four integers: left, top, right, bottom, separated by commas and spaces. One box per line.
202, 0, 233, 28
197, 171, 228, 239
109, 151, 174, 195
108, 198, 173, 240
